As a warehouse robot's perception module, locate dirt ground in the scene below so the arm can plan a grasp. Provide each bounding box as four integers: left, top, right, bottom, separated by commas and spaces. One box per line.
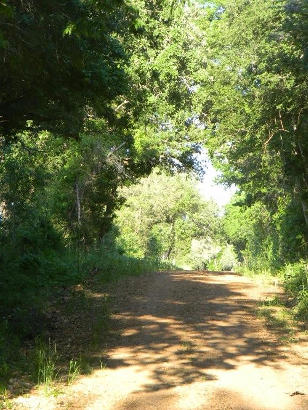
13, 271, 308, 409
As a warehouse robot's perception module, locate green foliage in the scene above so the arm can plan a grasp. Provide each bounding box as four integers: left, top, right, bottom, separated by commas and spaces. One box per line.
283, 261, 308, 320
195, 0, 308, 231
32, 339, 58, 386
294, 290, 308, 321
0, 241, 166, 391
44, 120, 131, 243
67, 359, 81, 385
208, 244, 238, 272
224, 195, 307, 320
115, 169, 221, 267
77, 244, 170, 282
0, 321, 20, 385
189, 238, 221, 270
0, 0, 132, 137
284, 261, 308, 294
224, 193, 306, 271
0, 124, 135, 321
0, 132, 64, 322
124, 0, 209, 171
0, 0, 307, 392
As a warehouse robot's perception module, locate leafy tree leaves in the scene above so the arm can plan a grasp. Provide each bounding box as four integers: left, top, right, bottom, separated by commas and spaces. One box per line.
0, 0, 131, 136
115, 169, 221, 265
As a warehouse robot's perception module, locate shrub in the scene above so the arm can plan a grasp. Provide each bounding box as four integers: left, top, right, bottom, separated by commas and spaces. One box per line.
284, 261, 308, 293
283, 261, 308, 320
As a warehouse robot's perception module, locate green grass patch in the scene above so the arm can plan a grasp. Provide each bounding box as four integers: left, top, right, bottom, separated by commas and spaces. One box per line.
240, 261, 308, 331
257, 297, 297, 343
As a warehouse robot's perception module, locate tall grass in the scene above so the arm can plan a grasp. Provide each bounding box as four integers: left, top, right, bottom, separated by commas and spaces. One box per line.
32, 338, 58, 386
239, 265, 283, 285
67, 359, 81, 385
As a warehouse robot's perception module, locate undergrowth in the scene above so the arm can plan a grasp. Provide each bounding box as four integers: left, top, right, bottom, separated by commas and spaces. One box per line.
33, 338, 58, 386
240, 265, 283, 285
283, 261, 308, 321
240, 260, 308, 330
0, 244, 168, 406
256, 297, 297, 343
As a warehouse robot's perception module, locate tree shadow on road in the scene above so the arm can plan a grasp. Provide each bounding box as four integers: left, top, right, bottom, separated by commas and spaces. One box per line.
85, 270, 296, 394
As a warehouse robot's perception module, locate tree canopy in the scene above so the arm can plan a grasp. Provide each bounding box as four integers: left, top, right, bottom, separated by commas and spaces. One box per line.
194, 0, 308, 230
0, 0, 135, 137
0, 0, 307, 369
115, 169, 221, 267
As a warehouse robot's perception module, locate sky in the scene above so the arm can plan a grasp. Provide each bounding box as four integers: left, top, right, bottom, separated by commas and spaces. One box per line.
196, 152, 237, 209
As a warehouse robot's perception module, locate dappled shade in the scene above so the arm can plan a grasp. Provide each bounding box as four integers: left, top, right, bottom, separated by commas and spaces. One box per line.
62, 271, 308, 409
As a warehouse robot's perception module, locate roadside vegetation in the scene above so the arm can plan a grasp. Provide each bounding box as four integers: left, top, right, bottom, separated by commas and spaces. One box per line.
0, 0, 307, 405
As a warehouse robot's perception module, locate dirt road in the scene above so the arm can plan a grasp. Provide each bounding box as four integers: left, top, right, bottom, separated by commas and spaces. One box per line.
15, 271, 308, 409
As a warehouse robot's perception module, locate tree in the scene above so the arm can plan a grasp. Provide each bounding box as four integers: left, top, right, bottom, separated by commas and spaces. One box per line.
223, 193, 307, 270
0, 0, 132, 137
47, 119, 131, 244
0, 0, 216, 249
115, 169, 221, 266
190, 0, 307, 264
122, 0, 210, 173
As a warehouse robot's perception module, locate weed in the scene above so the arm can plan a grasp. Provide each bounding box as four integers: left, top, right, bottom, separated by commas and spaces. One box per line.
294, 289, 308, 322
0, 320, 21, 387
32, 338, 58, 386
67, 359, 80, 384
99, 359, 106, 370
0, 244, 165, 401
0, 387, 13, 409
259, 296, 283, 307
0, 363, 9, 384
257, 302, 296, 343
241, 267, 283, 286
241, 262, 308, 332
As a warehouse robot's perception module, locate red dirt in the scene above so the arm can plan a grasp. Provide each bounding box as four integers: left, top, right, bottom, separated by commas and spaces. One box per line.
13, 271, 308, 409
